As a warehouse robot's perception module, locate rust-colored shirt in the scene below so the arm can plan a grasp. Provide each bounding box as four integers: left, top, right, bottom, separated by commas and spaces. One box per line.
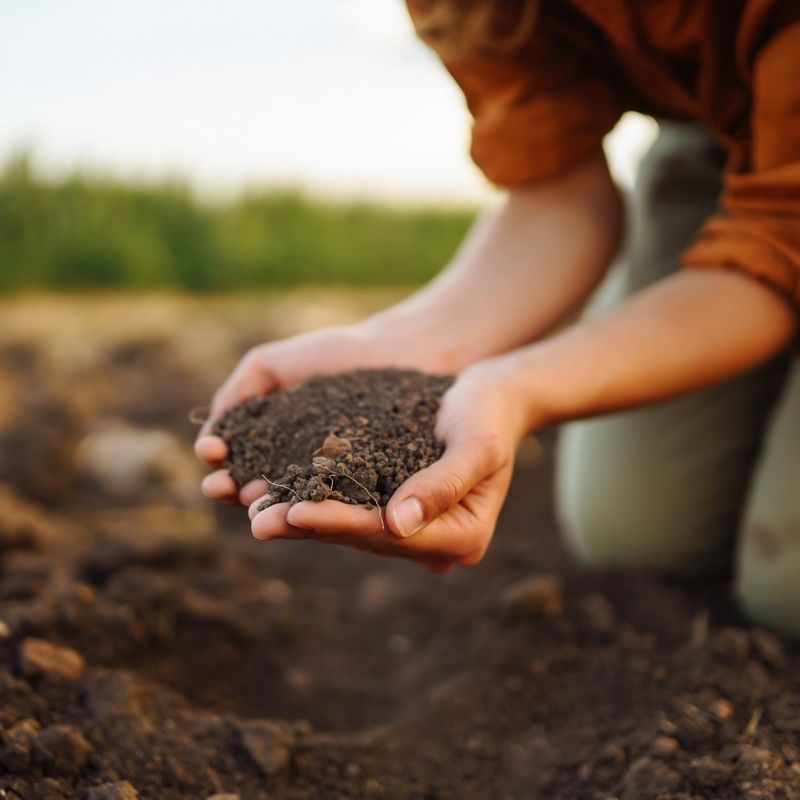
407, 0, 800, 307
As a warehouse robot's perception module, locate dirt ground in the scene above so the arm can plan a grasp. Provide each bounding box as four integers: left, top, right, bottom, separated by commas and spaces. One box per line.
0, 293, 798, 800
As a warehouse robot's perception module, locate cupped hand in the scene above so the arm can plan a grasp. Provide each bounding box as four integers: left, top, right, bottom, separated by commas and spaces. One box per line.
248, 359, 529, 572
195, 325, 450, 505
196, 325, 404, 505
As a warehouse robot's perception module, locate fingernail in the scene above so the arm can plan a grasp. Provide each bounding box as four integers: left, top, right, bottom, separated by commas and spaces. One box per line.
393, 497, 426, 538
248, 497, 267, 521
285, 504, 313, 531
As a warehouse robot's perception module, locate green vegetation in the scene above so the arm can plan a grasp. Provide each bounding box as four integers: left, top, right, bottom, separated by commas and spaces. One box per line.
0, 155, 477, 292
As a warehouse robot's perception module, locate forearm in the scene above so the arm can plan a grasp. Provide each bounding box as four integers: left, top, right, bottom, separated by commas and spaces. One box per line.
498, 269, 798, 434
361, 153, 623, 372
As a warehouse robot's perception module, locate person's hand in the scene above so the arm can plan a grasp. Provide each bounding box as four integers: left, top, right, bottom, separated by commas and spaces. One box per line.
195, 324, 441, 505
247, 358, 530, 572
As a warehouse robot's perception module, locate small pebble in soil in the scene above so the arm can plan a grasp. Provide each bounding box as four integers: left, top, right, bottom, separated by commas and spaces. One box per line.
499, 575, 564, 620
0, 717, 41, 772
672, 701, 716, 746
621, 756, 681, 800
750, 628, 787, 669
284, 667, 313, 692
238, 720, 292, 776
259, 578, 293, 605
358, 573, 397, 614
600, 742, 626, 763
30, 778, 68, 800
653, 736, 680, 759
737, 743, 783, 771
87, 781, 139, 800
710, 697, 735, 722
577, 593, 617, 635
213, 369, 453, 508
18, 638, 86, 681
689, 754, 735, 788
33, 724, 93, 776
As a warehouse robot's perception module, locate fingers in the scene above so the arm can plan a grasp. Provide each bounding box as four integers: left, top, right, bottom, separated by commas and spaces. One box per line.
201, 469, 266, 508
386, 433, 504, 539
253, 499, 460, 572
251, 502, 313, 541
285, 500, 437, 560
240, 479, 269, 506
194, 435, 228, 465
196, 346, 279, 504
199, 347, 279, 436
201, 469, 238, 502
286, 500, 385, 537
196, 436, 261, 507
248, 496, 267, 520
282, 499, 481, 564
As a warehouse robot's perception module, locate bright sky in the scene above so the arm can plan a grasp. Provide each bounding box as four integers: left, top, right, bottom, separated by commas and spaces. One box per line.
1, 0, 657, 203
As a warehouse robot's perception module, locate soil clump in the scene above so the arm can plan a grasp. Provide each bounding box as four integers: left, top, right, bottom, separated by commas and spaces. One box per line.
213, 369, 453, 508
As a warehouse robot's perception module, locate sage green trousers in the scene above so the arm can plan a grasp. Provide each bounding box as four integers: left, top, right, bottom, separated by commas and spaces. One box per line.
556, 122, 800, 637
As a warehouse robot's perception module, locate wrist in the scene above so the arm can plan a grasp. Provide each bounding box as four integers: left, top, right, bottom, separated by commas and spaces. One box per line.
483, 349, 561, 438
357, 307, 475, 374
456, 354, 544, 446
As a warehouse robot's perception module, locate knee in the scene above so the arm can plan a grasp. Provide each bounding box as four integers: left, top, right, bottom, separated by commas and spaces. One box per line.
737, 522, 800, 639
556, 426, 718, 576
557, 475, 693, 575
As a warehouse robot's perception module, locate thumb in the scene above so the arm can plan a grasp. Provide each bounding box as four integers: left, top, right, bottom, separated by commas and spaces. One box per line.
199, 349, 279, 437
387, 434, 503, 539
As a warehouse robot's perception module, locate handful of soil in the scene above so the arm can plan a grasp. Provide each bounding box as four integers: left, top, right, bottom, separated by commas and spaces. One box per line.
213, 368, 453, 509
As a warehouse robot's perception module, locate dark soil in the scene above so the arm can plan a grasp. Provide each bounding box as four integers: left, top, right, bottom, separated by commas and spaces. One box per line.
213, 369, 453, 508
1, 323, 799, 799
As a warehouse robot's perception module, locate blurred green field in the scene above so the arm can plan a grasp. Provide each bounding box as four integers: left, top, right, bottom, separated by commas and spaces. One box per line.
0, 155, 477, 292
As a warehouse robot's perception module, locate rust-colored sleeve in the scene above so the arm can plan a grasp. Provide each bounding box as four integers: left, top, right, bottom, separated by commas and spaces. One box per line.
682, 22, 800, 308
407, 4, 621, 186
